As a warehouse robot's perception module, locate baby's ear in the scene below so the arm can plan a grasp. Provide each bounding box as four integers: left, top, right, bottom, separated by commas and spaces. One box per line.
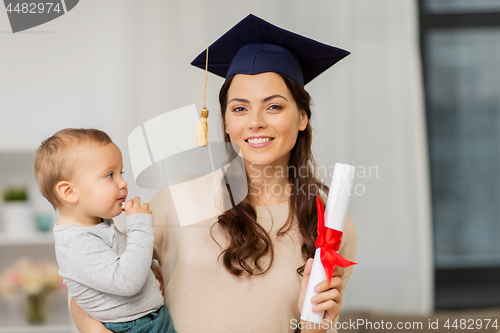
56, 181, 78, 204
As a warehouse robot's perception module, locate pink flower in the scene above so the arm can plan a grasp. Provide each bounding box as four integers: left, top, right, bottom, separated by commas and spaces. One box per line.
8, 269, 22, 288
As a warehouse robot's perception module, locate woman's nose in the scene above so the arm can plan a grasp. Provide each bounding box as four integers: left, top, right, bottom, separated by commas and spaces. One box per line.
248, 110, 267, 129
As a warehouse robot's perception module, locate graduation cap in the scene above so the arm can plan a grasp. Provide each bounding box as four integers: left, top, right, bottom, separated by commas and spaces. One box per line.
191, 14, 350, 146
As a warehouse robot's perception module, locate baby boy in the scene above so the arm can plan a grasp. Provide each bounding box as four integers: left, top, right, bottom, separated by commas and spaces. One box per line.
34, 128, 175, 333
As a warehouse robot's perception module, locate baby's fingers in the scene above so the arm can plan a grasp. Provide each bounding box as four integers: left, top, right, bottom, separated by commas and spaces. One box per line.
123, 199, 133, 210
125, 197, 151, 215
124, 197, 140, 216
141, 202, 152, 215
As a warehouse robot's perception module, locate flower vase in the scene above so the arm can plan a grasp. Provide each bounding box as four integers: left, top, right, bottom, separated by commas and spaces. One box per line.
25, 293, 46, 324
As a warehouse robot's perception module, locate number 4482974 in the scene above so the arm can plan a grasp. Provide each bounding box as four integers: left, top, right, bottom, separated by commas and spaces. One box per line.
6, 3, 62, 14
444, 319, 498, 330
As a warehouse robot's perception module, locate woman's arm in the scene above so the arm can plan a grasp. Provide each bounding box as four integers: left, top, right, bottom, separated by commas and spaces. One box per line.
152, 265, 165, 297
70, 298, 112, 333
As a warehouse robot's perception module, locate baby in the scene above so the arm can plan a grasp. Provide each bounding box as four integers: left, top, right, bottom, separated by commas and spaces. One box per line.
34, 128, 175, 333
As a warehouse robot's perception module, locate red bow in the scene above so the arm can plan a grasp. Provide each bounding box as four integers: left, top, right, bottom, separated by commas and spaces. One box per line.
315, 195, 357, 285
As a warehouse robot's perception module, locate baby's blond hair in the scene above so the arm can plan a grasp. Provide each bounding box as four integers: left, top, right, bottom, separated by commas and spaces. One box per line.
34, 128, 113, 209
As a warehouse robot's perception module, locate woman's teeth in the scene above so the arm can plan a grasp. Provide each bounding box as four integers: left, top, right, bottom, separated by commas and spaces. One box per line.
247, 137, 272, 144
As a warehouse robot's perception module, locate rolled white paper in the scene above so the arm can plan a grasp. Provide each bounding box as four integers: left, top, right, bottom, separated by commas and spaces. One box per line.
324, 163, 356, 231
300, 248, 326, 324
300, 163, 355, 324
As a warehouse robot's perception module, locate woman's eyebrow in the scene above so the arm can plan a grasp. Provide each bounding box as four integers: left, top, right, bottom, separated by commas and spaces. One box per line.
228, 98, 250, 104
262, 94, 288, 103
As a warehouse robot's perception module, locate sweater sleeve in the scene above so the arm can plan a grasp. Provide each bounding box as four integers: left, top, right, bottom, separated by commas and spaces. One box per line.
65, 214, 154, 296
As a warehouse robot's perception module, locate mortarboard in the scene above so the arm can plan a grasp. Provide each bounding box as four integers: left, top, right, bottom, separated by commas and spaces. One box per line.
191, 14, 350, 87
191, 14, 350, 147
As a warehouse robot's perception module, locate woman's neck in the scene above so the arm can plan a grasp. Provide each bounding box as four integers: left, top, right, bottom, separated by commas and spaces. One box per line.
245, 161, 292, 206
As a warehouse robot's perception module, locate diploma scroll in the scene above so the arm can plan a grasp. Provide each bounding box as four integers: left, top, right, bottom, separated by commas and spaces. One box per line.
300, 163, 356, 324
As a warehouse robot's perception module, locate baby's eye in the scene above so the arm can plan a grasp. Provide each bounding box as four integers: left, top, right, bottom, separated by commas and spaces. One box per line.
120, 170, 125, 175
105, 173, 113, 178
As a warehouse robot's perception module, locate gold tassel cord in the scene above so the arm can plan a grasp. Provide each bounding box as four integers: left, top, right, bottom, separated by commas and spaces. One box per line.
195, 47, 209, 147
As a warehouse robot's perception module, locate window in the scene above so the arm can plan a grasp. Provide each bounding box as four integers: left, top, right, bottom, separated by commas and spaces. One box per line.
419, 0, 500, 310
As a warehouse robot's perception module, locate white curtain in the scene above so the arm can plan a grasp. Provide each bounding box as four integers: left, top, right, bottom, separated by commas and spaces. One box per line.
318, 1, 433, 315
0, 0, 432, 314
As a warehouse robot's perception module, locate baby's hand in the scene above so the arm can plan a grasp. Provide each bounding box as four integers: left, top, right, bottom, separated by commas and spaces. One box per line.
123, 197, 152, 216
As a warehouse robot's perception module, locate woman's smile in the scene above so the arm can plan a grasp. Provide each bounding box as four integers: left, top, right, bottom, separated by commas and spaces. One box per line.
245, 136, 275, 147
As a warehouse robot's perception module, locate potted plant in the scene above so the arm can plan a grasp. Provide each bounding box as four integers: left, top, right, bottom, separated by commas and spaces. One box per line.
2, 186, 35, 235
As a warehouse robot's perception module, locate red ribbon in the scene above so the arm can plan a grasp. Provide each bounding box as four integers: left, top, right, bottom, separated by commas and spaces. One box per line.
315, 195, 356, 285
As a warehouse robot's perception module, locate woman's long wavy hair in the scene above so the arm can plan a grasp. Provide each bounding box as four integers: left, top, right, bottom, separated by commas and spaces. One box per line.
212, 73, 329, 276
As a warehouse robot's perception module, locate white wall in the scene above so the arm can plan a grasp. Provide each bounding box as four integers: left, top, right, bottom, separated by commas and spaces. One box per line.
0, 0, 146, 215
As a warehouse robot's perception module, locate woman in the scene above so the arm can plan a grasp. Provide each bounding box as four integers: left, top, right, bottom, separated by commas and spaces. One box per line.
152, 14, 356, 333
70, 14, 356, 333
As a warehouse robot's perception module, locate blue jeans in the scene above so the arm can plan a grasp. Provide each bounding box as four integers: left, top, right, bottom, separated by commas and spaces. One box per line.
104, 304, 176, 333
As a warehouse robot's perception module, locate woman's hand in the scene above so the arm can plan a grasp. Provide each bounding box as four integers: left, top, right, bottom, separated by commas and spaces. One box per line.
298, 258, 344, 333
152, 266, 165, 297
70, 298, 112, 333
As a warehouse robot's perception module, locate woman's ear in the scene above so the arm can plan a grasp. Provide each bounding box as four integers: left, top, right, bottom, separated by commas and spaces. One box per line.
299, 110, 308, 131
56, 181, 79, 205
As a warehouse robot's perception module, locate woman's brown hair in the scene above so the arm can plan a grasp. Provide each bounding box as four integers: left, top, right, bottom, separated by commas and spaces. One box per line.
212, 73, 329, 276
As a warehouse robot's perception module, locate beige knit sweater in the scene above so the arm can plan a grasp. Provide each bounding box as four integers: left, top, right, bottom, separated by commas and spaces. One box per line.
151, 185, 356, 333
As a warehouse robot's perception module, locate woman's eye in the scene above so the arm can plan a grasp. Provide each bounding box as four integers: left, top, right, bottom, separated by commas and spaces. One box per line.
231, 106, 247, 113
268, 104, 283, 111
120, 170, 125, 175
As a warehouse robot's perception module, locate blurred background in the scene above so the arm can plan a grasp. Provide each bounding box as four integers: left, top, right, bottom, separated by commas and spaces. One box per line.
1, 0, 500, 332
